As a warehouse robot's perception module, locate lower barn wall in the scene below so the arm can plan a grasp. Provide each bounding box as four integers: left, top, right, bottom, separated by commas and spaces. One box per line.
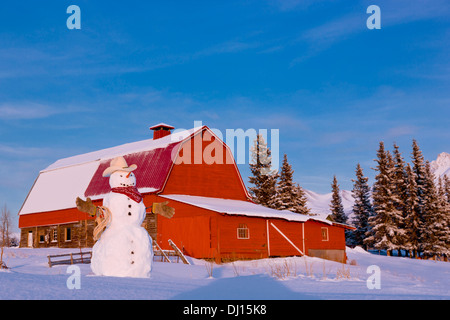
217, 215, 269, 261
19, 194, 348, 263
308, 249, 346, 264
153, 195, 217, 258
20, 220, 96, 248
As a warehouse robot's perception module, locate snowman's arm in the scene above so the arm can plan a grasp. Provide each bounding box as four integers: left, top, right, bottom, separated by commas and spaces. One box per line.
148, 201, 175, 219
75, 197, 97, 217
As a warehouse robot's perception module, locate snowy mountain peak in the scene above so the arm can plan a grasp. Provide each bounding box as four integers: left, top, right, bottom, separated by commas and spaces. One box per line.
430, 152, 450, 180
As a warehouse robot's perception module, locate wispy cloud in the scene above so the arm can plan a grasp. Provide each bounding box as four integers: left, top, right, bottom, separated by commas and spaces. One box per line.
0, 143, 52, 157
290, 0, 450, 65
0, 103, 61, 120
0, 102, 89, 120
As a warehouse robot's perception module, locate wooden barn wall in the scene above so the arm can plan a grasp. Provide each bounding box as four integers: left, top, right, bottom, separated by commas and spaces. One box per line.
267, 219, 304, 257
148, 195, 218, 259
18, 191, 348, 263
162, 130, 249, 201
303, 220, 346, 252
20, 220, 96, 248
216, 215, 269, 260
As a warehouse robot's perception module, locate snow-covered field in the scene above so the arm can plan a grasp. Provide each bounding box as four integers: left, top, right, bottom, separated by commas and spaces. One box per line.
0, 247, 448, 300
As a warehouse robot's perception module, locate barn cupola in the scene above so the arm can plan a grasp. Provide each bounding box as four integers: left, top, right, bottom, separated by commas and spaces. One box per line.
149, 123, 175, 140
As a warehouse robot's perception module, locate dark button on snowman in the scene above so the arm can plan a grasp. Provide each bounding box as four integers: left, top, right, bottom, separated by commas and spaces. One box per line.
90, 156, 153, 278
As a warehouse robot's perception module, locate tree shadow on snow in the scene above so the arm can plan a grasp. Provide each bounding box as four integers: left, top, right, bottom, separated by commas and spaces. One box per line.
171, 274, 319, 300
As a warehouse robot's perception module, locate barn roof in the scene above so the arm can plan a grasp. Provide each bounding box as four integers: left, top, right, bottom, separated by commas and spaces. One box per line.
161, 194, 333, 225
19, 126, 203, 215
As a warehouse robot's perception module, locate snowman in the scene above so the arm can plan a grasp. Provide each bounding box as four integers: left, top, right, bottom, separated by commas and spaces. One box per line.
76, 156, 174, 278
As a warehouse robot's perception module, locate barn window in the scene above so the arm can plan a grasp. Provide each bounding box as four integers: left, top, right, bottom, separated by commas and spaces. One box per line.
51, 229, 58, 243
39, 231, 45, 243
237, 224, 249, 239
321, 227, 329, 241
65, 227, 72, 242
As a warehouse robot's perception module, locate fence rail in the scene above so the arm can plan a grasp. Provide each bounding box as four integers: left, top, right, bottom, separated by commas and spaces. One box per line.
47, 251, 92, 267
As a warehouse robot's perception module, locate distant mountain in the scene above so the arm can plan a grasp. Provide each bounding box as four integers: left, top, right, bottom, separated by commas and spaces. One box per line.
305, 152, 450, 220
304, 189, 354, 219
430, 152, 450, 181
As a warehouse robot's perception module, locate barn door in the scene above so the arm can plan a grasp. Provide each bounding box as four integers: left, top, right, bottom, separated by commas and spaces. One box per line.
27, 231, 33, 247
266, 220, 304, 257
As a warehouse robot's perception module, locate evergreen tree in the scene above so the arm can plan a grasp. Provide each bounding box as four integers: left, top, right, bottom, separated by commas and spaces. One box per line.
391, 143, 408, 255
248, 134, 278, 208
443, 176, 450, 204
292, 183, 311, 215
351, 163, 373, 250
411, 140, 427, 239
420, 162, 448, 258
329, 175, 347, 224
404, 163, 420, 258
274, 154, 310, 215
366, 142, 404, 255
437, 177, 450, 258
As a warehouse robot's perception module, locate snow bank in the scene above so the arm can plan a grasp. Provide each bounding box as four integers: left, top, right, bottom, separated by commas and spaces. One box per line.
1, 247, 448, 300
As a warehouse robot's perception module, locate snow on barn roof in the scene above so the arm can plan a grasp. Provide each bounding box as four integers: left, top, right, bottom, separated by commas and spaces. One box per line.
161, 194, 332, 225
19, 126, 203, 215
44, 127, 201, 172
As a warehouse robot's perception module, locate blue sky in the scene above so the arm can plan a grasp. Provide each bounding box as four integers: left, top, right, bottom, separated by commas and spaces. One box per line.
1, 0, 449, 231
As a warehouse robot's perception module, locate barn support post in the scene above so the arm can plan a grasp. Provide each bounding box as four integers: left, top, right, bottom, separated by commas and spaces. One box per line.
302, 223, 305, 255
266, 219, 271, 257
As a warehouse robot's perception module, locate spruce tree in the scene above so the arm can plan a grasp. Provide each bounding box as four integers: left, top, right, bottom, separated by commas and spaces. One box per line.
420, 162, 448, 258
391, 143, 408, 255
411, 140, 427, 239
351, 163, 373, 250
404, 163, 420, 258
329, 175, 351, 245
366, 142, 404, 256
248, 134, 278, 208
329, 175, 347, 224
292, 183, 311, 215
274, 154, 310, 214
444, 176, 450, 204
437, 177, 450, 258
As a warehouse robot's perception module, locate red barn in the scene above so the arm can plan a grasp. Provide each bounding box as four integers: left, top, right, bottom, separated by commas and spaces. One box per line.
18, 124, 352, 263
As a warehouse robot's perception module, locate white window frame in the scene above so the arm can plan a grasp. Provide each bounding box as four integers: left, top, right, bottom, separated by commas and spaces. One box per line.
237, 224, 250, 239
51, 229, 58, 243
321, 227, 329, 241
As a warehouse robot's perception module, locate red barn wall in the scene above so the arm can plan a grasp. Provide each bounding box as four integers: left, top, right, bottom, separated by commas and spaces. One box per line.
148, 195, 218, 259
304, 220, 346, 252
267, 219, 304, 257
19, 206, 95, 228
162, 130, 249, 201
147, 194, 348, 262
216, 215, 269, 260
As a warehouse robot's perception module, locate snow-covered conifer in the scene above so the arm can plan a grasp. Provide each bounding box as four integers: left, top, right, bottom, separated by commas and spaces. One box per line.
274, 154, 310, 215
404, 163, 420, 257
329, 175, 347, 224
420, 162, 448, 258
292, 183, 311, 215
248, 134, 278, 208
351, 163, 373, 250
366, 142, 404, 255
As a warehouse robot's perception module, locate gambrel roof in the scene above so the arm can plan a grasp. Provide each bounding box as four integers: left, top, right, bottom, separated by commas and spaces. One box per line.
19, 126, 203, 215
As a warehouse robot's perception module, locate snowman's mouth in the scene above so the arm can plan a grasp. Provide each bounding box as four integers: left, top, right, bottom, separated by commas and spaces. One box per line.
120, 183, 135, 187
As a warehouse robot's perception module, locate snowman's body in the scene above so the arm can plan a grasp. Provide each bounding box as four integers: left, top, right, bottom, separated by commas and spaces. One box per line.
90, 170, 153, 278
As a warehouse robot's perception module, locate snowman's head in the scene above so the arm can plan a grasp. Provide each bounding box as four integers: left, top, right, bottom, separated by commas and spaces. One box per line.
109, 170, 137, 189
